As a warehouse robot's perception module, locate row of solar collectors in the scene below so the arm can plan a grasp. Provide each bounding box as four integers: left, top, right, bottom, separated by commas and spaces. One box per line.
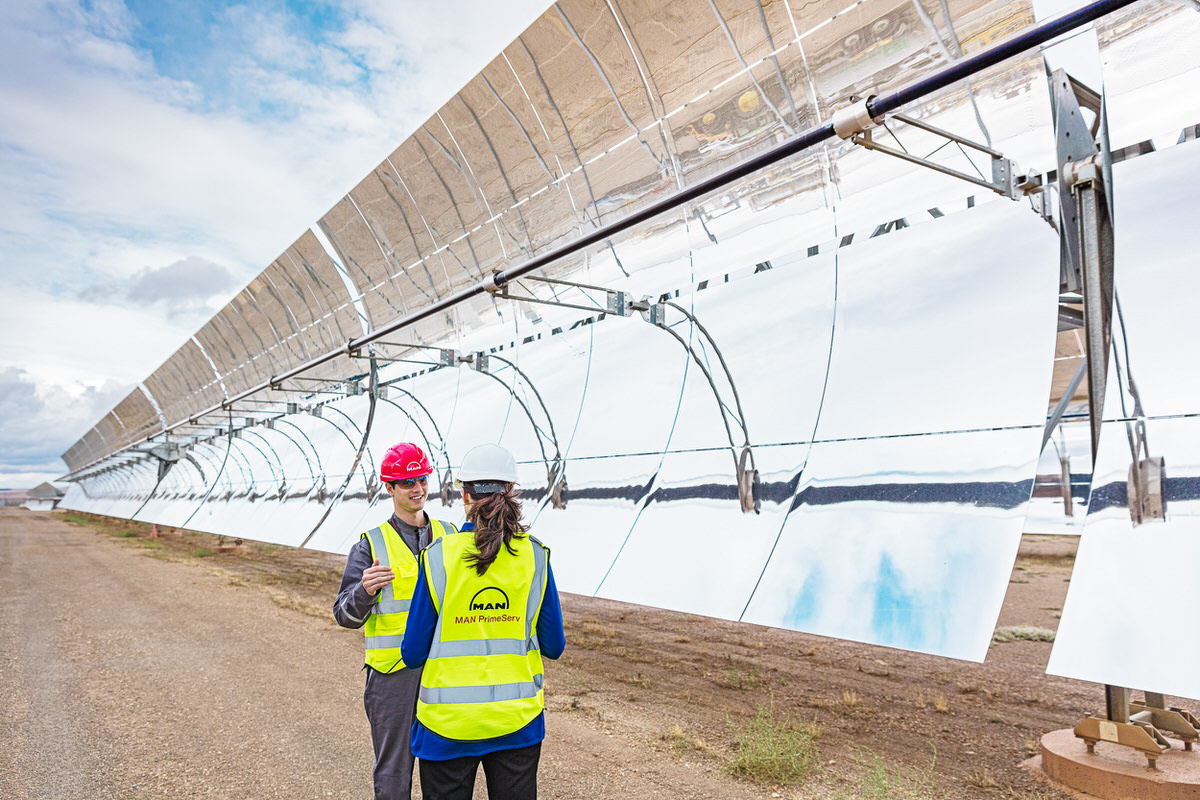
60, 0, 1200, 701
62, 0, 1041, 471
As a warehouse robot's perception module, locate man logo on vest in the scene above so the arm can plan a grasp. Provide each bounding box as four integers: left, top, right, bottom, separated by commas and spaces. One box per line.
469, 587, 510, 611
456, 587, 520, 625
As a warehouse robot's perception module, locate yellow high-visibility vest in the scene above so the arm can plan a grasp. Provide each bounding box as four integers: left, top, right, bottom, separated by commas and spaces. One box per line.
416, 531, 549, 740
362, 517, 455, 672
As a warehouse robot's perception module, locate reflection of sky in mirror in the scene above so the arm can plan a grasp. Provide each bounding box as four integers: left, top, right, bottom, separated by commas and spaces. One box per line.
1097, 1, 1200, 147
815, 199, 1058, 440
592, 446, 808, 620
1101, 143, 1200, 420
743, 429, 1037, 662
1048, 417, 1200, 701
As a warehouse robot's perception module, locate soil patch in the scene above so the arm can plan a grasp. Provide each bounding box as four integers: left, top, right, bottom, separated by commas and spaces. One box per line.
12, 511, 1181, 798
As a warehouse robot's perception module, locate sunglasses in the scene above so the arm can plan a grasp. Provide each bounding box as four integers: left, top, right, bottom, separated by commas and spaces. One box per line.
390, 475, 429, 488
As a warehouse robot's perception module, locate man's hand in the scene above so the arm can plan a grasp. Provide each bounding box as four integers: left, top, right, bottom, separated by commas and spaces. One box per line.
361, 559, 395, 596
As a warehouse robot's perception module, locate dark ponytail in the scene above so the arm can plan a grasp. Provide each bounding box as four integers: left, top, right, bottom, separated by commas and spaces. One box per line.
464, 483, 528, 575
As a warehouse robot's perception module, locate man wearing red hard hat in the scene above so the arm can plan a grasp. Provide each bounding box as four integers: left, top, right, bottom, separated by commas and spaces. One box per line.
334, 442, 458, 800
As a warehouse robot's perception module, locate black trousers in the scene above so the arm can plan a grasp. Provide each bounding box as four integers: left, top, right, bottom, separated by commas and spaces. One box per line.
418, 742, 541, 800
364, 666, 422, 800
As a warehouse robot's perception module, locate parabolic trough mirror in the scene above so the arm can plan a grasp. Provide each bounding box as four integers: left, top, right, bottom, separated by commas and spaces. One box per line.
60, 0, 1200, 702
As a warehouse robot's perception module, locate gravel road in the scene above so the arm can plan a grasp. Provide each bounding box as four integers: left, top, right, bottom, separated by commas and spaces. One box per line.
1, 509, 780, 800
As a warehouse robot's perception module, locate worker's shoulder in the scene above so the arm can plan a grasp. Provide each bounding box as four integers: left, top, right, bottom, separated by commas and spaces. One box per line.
357, 518, 394, 542
430, 518, 459, 534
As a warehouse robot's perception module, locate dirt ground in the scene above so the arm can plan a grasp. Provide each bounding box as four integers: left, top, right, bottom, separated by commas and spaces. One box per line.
1, 507, 1181, 799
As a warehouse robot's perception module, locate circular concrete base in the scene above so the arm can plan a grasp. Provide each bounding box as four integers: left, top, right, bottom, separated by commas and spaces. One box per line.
1030, 728, 1200, 800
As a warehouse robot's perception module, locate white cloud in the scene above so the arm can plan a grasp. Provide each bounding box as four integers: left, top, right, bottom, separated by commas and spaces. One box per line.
0, 366, 130, 487
0, 0, 553, 484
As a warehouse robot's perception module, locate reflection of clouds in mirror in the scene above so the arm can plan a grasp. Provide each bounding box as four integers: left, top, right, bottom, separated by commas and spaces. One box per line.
740, 429, 1037, 662
752, 501, 1023, 661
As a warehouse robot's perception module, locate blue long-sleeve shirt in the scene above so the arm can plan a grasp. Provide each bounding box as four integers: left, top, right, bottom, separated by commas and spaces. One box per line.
401, 526, 564, 760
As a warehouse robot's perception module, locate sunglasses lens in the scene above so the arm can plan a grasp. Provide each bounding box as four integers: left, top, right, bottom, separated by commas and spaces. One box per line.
393, 475, 429, 488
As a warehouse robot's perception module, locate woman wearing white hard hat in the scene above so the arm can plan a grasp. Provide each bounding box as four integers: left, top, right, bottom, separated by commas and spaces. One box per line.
402, 443, 564, 800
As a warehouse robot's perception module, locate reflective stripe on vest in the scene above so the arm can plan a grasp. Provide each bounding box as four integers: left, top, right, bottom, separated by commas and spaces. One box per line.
417, 533, 549, 739
362, 517, 453, 672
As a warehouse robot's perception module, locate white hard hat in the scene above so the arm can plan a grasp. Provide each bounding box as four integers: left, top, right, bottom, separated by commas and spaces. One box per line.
455, 443, 519, 490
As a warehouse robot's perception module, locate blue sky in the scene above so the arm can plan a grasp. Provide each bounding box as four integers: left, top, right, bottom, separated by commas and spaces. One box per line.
0, 0, 551, 488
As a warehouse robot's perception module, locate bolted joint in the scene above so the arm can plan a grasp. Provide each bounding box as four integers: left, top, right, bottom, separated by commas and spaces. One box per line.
1062, 155, 1102, 190
833, 96, 880, 140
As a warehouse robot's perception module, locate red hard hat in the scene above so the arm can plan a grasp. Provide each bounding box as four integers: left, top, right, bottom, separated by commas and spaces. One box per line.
379, 442, 433, 482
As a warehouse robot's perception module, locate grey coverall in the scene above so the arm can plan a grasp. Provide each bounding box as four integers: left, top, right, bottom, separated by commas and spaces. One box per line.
334, 515, 438, 800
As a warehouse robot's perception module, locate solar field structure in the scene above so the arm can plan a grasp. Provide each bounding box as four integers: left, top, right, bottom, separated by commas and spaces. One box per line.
59, 0, 1200, 704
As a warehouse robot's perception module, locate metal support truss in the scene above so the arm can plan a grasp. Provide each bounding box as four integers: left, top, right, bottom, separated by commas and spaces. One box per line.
494, 275, 759, 513
833, 104, 1022, 199
458, 349, 568, 510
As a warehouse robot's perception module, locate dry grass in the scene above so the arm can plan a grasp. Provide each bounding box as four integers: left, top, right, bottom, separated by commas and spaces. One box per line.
663, 723, 715, 755
572, 618, 617, 650
841, 689, 861, 708
933, 695, 950, 714
964, 766, 999, 789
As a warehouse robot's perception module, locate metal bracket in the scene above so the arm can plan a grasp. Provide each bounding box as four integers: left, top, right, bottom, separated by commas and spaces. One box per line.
145, 441, 182, 482
547, 458, 568, 510
737, 446, 760, 514
1076, 687, 1198, 769
1128, 455, 1167, 525
466, 352, 490, 374
1074, 714, 1170, 769
845, 110, 1022, 199
1131, 693, 1200, 751
484, 271, 506, 295
832, 97, 879, 139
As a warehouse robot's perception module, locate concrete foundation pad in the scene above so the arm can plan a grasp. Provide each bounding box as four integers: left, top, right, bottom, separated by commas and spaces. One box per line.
1030, 728, 1200, 800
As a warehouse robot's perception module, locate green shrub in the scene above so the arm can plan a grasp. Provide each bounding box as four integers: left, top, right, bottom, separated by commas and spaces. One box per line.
727, 703, 818, 786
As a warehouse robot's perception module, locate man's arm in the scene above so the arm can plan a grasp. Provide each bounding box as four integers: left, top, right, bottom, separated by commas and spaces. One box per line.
333, 537, 379, 628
